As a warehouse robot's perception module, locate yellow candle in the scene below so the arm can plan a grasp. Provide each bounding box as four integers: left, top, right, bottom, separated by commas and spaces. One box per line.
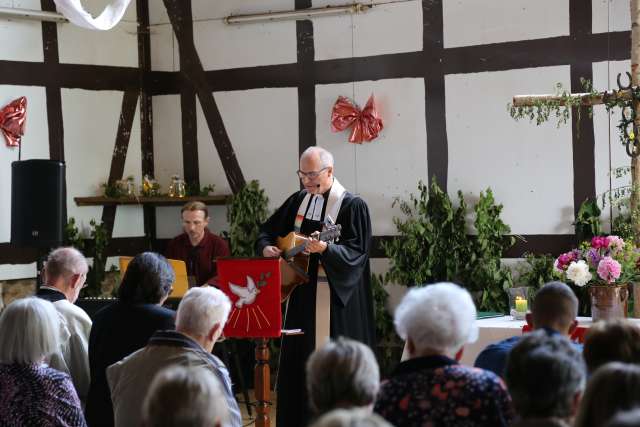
515, 296, 528, 313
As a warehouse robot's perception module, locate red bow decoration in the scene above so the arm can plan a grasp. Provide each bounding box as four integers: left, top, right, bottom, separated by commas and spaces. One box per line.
331, 94, 383, 144
1, 97, 27, 147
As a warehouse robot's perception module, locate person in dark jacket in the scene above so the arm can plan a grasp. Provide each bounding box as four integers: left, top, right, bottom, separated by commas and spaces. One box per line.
85, 252, 176, 427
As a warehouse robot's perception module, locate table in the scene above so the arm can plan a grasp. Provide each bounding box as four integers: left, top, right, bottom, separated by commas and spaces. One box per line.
459, 316, 640, 366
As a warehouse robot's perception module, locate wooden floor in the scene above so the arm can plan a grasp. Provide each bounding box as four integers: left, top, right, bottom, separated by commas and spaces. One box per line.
236, 389, 277, 426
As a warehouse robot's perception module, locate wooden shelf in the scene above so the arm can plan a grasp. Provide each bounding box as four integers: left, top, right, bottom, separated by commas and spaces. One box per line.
74, 195, 231, 207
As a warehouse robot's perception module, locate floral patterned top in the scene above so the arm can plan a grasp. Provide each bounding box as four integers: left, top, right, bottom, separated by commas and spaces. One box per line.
374, 355, 514, 427
0, 363, 86, 427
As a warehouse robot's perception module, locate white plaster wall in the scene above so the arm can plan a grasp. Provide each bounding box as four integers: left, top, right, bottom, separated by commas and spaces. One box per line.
446, 66, 575, 235
54, 0, 138, 67
0, 0, 43, 62
315, 78, 428, 236
197, 87, 299, 213
593, 0, 630, 34
443, 0, 569, 48
62, 89, 144, 237
313, 0, 422, 61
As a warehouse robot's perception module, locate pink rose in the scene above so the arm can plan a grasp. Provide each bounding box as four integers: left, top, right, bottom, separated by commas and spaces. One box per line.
597, 256, 622, 283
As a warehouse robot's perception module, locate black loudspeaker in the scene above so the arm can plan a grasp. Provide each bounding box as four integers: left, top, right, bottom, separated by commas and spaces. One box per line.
11, 159, 66, 248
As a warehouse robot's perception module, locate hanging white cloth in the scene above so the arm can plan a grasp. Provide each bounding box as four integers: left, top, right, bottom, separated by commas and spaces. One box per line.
52, 0, 132, 31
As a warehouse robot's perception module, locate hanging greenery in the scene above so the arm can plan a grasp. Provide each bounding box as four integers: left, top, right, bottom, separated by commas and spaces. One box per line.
226, 180, 270, 257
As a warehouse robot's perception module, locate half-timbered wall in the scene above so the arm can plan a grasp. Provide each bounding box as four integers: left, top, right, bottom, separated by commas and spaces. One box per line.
0, 0, 633, 288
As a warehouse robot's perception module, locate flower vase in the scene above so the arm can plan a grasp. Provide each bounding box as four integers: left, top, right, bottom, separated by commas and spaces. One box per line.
589, 285, 629, 322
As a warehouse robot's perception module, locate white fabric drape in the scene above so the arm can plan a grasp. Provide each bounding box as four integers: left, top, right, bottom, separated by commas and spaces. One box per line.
52, 0, 133, 30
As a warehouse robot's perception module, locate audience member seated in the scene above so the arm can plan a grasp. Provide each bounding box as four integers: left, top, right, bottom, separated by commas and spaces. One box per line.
310, 408, 393, 427
505, 330, 586, 427
574, 362, 640, 427
582, 319, 640, 374
306, 337, 380, 419
0, 297, 86, 426
475, 281, 580, 377
604, 408, 640, 427
107, 286, 241, 427
374, 282, 514, 427
85, 252, 176, 427
36, 246, 92, 406
142, 365, 229, 427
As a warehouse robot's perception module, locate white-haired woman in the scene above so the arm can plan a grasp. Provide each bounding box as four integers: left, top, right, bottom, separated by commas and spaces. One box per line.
0, 297, 86, 426
374, 283, 514, 427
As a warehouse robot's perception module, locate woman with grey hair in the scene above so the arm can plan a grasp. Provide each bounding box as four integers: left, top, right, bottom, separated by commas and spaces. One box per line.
142, 365, 229, 427
0, 297, 86, 426
306, 337, 380, 417
374, 282, 514, 427
86, 252, 176, 426
310, 408, 392, 427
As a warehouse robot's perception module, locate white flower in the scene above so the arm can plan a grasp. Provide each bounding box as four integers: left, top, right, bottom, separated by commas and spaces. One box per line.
565, 260, 592, 287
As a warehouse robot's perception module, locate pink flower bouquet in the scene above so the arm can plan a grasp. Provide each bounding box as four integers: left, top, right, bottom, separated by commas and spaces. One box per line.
554, 236, 640, 287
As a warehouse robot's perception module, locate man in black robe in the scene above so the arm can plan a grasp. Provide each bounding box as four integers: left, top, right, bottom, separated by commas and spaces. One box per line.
256, 146, 375, 427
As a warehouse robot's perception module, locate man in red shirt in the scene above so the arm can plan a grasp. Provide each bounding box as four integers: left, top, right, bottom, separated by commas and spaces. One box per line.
166, 201, 230, 286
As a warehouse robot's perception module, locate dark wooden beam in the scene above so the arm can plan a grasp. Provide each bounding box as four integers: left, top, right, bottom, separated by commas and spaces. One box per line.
163, 0, 246, 193
41, 0, 64, 162
100, 91, 140, 238
137, 0, 155, 178
296, 0, 316, 159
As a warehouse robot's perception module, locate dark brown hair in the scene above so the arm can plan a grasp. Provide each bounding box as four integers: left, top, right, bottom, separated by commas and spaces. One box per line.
583, 319, 640, 374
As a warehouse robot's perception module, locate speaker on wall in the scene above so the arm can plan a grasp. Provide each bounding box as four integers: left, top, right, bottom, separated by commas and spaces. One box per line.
11, 159, 66, 248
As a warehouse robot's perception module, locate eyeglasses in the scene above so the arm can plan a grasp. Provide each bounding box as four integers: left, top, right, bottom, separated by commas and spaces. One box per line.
296, 167, 329, 180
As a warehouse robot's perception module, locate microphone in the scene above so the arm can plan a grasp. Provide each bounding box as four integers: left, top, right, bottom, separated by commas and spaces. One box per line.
316, 184, 321, 189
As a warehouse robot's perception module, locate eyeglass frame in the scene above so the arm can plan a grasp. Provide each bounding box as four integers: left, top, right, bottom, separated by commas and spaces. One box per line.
296, 167, 330, 180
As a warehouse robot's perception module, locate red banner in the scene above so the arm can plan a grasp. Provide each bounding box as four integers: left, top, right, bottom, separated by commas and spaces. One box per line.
217, 258, 282, 338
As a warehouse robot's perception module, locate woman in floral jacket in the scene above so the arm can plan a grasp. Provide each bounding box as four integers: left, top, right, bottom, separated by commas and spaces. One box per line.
374, 283, 514, 427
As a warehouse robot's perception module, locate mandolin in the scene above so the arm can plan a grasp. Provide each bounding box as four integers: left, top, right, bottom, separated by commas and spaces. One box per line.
276, 225, 341, 301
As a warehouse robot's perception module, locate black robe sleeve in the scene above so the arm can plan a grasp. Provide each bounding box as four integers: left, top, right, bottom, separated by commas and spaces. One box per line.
256, 191, 304, 256
321, 195, 372, 307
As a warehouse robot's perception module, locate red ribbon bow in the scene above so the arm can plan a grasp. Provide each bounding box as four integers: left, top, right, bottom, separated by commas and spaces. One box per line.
331, 94, 383, 144
1, 97, 27, 147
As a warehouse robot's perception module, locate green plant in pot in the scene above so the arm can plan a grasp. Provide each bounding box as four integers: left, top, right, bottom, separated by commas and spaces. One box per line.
64, 217, 110, 298
226, 180, 270, 257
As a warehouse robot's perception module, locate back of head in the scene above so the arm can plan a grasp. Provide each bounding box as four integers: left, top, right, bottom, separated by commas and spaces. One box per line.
309, 408, 393, 427
306, 337, 380, 416
394, 282, 478, 355
176, 287, 231, 338
531, 281, 578, 332
575, 362, 640, 427
142, 365, 228, 427
117, 252, 175, 304
505, 330, 585, 420
45, 246, 88, 282
604, 408, 640, 427
0, 297, 61, 364
583, 320, 640, 374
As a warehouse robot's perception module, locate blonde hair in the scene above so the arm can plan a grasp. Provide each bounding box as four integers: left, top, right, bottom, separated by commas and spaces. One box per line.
181, 201, 209, 219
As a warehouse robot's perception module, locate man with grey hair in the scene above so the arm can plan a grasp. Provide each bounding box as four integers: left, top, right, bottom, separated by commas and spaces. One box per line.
505, 330, 586, 427
475, 281, 581, 377
306, 337, 380, 418
36, 246, 91, 407
257, 146, 375, 427
106, 286, 241, 427
374, 282, 514, 426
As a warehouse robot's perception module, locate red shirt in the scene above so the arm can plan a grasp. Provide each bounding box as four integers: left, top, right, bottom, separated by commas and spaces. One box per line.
165, 229, 230, 286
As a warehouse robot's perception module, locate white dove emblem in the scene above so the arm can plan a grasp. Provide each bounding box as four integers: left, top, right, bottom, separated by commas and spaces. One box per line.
229, 276, 260, 308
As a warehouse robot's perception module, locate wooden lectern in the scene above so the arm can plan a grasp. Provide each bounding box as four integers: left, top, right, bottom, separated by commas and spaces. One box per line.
217, 257, 302, 427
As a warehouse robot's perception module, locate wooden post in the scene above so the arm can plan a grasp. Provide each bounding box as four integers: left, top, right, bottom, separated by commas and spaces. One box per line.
631, 0, 640, 243
255, 338, 271, 427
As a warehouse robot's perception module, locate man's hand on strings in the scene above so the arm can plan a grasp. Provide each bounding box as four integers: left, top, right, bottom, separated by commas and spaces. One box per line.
263, 245, 282, 257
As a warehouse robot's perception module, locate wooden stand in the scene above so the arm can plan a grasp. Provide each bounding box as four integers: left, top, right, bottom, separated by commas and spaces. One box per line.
255, 338, 271, 427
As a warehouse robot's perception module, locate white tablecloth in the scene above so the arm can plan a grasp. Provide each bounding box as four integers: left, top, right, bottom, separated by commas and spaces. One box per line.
459, 316, 640, 366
